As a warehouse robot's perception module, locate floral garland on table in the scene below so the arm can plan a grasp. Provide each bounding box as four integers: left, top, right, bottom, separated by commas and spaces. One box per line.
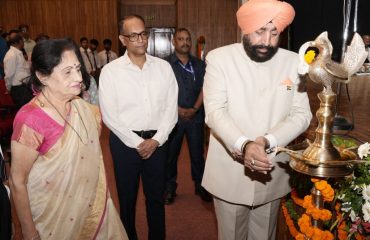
282, 199, 300, 238
283, 179, 335, 240
335, 142, 370, 239
283, 141, 370, 240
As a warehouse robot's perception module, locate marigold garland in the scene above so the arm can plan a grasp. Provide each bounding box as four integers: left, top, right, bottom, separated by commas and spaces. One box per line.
302, 195, 332, 221
336, 203, 348, 240
284, 179, 336, 239
298, 213, 334, 240
282, 199, 299, 237
291, 190, 304, 207
312, 178, 334, 202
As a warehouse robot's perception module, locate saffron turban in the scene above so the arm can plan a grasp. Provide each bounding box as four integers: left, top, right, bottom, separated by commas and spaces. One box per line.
236, 0, 295, 35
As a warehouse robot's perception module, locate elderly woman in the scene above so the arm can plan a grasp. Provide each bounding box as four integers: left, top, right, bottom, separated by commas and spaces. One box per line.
9, 38, 128, 240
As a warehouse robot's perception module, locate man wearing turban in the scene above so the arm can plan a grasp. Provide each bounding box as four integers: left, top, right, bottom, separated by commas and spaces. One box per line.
201, 0, 312, 239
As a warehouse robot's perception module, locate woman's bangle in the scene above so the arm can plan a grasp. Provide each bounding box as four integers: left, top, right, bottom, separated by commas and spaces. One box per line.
192, 107, 198, 112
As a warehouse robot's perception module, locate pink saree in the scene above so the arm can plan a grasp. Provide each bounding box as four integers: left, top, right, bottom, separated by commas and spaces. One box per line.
12, 98, 128, 239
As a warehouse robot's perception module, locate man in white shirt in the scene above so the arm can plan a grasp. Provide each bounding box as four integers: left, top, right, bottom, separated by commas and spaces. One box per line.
89, 38, 101, 79
99, 15, 178, 240
19, 24, 35, 60
79, 37, 96, 76
4, 33, 32, 108
201, 1, 312, 239
98, 38, 118, 67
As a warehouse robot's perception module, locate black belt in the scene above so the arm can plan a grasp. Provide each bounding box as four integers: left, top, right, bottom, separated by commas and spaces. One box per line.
133, 130, 157, 139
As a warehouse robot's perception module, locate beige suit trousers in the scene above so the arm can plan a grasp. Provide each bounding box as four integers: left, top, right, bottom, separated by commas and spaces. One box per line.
214, 197, 281, 240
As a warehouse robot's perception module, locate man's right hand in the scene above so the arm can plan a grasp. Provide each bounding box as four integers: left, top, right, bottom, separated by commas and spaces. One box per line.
137, 139, 159, 159
243, 141, 273, 174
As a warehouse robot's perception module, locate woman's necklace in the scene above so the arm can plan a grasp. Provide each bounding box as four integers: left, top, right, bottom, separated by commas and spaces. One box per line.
38, 92, 89, 145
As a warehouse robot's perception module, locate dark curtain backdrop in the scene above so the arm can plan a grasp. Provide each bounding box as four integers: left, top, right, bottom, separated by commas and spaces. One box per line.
287, 0, 370, 61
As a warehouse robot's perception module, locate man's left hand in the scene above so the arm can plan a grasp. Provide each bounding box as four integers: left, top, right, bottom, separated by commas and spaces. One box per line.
137, 139, 159, 159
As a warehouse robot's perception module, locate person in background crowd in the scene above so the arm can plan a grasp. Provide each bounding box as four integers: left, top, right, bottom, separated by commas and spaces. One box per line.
79, 37, 96, 77
35, 33, 50, 43
164, 28, 211, 205
18, 24, 36, 60
89, 38, 101, 79
201, 0, 312, 239
0, 31, 8, 79
82, 75, 99, 105
4, 32, 32, 109
99, 15, 178, 240
98, 38, 118, 67
1, 32, 10, 42
9, 38, 128, 240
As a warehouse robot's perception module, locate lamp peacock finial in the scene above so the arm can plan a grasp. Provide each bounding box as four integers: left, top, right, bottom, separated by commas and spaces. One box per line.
298, 31, 367, 95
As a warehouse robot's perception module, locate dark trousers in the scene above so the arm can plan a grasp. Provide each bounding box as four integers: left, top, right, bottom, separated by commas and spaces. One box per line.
110, 132, 167, 240
166, 120, 205, 193
0, 184, 11, 240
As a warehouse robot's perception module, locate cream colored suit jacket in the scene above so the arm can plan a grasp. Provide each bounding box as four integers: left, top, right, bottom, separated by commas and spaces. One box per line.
202, 43, 312, 206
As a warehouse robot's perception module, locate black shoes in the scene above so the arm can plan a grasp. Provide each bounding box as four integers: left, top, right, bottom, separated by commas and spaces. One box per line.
195, 186, 213, 202
164, 186, 212, 205
164, 191, 176, 205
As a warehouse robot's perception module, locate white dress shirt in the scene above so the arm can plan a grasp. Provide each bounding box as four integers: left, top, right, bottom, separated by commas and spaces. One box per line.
99, 52, 178, 148
98, 50, 118, 67
23, 38, 36, 59
4, 46, 30, 91
91, 49, 101, 69
80, 47, 95, 74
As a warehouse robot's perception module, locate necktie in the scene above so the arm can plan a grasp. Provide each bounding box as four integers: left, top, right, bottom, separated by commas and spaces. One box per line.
106, 51, 110, 64
84, 50, 93, 70
92, 52, 98, 70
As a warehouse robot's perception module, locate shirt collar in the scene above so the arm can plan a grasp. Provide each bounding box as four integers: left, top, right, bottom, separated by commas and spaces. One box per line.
122, 51, 154, 66
80, 47, 89, 52
10, 45, 22, 54
169, 53, 193, 65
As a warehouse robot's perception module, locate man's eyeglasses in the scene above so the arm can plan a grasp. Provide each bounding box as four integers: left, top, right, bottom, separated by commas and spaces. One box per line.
122, 31, 149, 42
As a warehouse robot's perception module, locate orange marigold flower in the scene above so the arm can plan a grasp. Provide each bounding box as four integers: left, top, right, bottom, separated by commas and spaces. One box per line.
323, 230, 334, 240
282, 200, 300, 237
291, 190, 304, 207
295, 233, 306, 240
311, 178, 320, 183
335, 203, 341, 212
